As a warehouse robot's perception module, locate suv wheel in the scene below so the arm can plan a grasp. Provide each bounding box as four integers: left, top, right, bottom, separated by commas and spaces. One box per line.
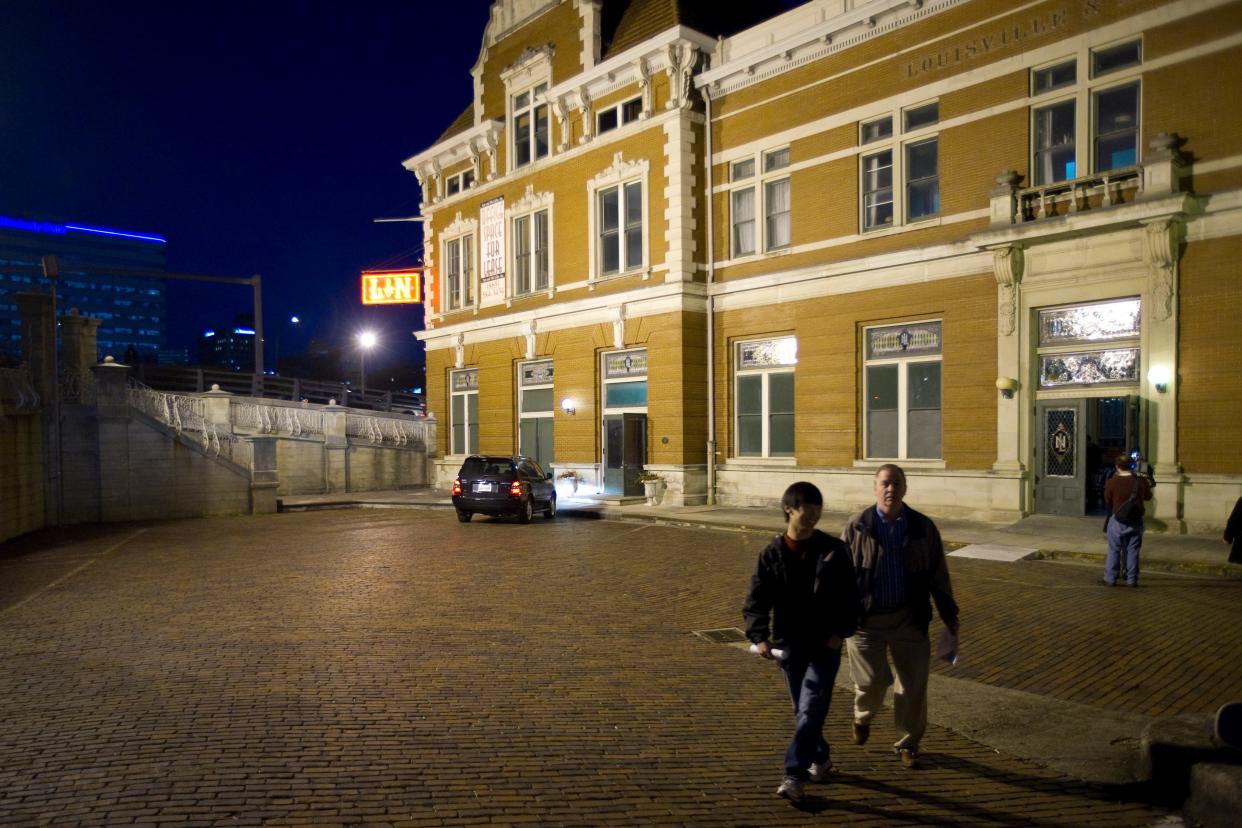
456, 509, 472, 523
517, 496, 533, 524
544, 493, 557, 519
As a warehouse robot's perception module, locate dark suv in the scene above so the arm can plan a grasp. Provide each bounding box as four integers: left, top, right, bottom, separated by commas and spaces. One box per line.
451, 455, 556, 523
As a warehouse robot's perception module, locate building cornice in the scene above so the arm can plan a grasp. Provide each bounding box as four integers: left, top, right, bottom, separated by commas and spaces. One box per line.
416, 281, 707, 349
697, 0, 962, 97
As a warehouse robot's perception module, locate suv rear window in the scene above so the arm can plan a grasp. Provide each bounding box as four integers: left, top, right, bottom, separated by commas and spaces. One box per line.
459, 457, 513, 477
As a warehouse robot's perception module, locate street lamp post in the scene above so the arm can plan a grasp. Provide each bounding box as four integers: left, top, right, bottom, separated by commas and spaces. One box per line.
358, 331, 377, 396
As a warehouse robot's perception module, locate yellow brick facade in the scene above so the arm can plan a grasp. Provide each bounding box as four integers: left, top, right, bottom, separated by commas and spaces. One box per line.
408, 0, 1242, 522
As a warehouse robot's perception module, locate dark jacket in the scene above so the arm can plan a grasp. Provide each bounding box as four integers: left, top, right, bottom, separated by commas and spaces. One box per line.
743, 530, 860, 656
841, 504, 958, 631
1225, 497, 1242, 565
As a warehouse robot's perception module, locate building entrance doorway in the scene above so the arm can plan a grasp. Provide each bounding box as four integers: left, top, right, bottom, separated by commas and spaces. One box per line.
1033, 396, 1137, 516
603, 413, 646, 496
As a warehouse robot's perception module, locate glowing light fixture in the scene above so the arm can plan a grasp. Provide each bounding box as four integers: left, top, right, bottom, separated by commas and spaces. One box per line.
560, 397, 576, 415
1147, 365, 1170, 393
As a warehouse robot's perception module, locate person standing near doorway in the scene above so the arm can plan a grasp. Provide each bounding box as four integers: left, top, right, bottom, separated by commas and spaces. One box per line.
1103, 453, 1153, 586
842, 464, 959, 770
744, 482, 861, 803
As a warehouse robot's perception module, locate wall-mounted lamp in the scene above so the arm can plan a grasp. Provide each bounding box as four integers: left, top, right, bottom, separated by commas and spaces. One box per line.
1147, 365, 1170, 393
560, 397, 576, 416
995, 377, 1019, 399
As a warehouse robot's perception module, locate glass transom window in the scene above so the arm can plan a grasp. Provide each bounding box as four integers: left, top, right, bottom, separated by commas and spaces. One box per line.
1037, 298, 1142, 389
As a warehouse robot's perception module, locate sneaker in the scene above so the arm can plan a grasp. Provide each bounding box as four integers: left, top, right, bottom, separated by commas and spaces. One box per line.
1126, 581, 1139, 588
776, 776, 805, 802
1099, 579, 1115, 587
808, 760, 833, 783
898, 748, 919, 769
851, 720, 870, 746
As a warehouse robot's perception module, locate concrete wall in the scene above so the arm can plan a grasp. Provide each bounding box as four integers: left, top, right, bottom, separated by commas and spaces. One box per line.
274, 435, 431, 495
0, 412, 44, 543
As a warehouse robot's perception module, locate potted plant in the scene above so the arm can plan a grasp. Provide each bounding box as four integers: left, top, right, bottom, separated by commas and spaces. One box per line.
557, 470, 580, 494
636, 470, 665, 505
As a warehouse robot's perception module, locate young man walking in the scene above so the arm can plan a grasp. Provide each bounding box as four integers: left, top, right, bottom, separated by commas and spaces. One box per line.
842, 464, 959, 770
744, 482, 861, 802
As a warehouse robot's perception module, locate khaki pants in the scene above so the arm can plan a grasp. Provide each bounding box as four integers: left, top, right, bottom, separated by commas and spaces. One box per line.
846, 607, 930, 752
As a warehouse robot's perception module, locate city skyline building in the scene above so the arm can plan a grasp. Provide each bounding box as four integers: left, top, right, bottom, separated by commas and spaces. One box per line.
0, 214, 166, 363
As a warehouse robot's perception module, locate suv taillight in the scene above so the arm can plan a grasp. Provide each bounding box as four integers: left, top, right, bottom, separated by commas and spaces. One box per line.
452, 478, 462, 495
509, 480, 524, 497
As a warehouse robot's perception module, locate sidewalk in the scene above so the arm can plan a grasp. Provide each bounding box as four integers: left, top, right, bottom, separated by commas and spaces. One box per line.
279, 487, 1241, 578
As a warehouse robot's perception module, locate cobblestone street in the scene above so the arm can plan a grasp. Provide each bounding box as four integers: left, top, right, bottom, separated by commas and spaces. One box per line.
2, 509, 1237, 826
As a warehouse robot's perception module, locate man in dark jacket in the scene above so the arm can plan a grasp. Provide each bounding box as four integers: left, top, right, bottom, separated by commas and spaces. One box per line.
1102, 453, 1154, 586
842, 464, 958, 770
1226, 497, 1242, 565
744, 482, 861, 803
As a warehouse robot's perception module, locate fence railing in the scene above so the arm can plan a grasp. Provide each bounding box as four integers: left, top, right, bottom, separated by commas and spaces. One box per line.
345, 411, 431, 448
133, 364, 424, 414
231, 401, 325, 437
127, 381, 252, 468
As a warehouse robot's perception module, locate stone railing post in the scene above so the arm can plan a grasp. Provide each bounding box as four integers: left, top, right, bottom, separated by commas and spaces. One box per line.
322, 399, 348, 492
16, 292, 55, 404
60, 309, 101, 402
989, 170, 1022, 226
1140, 132, 1187, 199
90, 356, 133, 522
201, 383, 233, 438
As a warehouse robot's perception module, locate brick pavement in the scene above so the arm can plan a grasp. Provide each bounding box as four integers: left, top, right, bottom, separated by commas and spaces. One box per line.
1, 509, 1227, 825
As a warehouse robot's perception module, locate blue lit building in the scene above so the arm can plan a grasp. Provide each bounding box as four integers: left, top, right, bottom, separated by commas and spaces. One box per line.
199, 323, 256, 372
0, 214, 167, 361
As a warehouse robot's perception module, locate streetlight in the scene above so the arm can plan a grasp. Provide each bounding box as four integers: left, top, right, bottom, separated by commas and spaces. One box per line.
358, 330, 377, 395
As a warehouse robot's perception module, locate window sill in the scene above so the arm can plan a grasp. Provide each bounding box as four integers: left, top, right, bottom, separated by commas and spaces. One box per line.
853, 458, 946, 470
720, 457, 798, 468
860, 214, 943, 237
589, 268, 650, 288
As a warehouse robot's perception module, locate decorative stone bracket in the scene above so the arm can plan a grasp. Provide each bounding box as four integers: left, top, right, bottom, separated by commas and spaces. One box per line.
992, 244, 1025, 337
1142, 217, 1185, 323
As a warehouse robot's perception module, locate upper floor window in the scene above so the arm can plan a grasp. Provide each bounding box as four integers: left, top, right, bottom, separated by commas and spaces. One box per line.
729, 147, 791, 257
512, 83, 549, 169
1031, 41, 1142, 186
512, 209, 550, 296
442, 233, 475, 312
599, 182, 642, 276
445, 169, 475, 197
860, 102, 939, 231
598, 97, 642, 134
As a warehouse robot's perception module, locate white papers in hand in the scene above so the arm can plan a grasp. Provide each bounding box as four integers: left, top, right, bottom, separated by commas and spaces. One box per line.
749, 643, 788, 661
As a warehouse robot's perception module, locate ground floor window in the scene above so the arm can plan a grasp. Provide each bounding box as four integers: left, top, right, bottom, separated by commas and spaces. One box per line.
450, 368, 478, 455
864, 322, 941, 459
735, 336, 796, 457
518, 359, 554, 471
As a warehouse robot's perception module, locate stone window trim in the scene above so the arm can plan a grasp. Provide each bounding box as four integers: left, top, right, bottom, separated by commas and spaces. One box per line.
1028, 39, 1143, 186
449, 367, 479, 457
505, 185, 555, 300
440, 213, 480, 315
734, 335, 797, 459
587, 152, 651, 283
728, 146, 792, 259
502, 48, 553, 173
857, 99, 940, 233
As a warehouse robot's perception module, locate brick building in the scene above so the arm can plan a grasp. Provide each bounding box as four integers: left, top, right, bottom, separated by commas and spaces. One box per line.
407, 0, 1242, 530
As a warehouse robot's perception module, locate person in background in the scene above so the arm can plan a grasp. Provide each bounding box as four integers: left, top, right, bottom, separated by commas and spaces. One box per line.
842, 464, 959, 770
744, 482, 860, 803
1102, 453, 1154, 586
1224, 497, 1242, 565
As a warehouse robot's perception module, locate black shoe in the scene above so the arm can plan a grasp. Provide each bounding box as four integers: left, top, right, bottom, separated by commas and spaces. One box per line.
1099, 579, 1116, 587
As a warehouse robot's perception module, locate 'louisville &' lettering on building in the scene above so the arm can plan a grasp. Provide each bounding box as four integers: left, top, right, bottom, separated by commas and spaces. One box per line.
403, 0, 1242, 530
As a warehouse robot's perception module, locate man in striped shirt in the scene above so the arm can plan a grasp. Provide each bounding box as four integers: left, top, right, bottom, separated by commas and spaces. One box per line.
841, 464, 959, 769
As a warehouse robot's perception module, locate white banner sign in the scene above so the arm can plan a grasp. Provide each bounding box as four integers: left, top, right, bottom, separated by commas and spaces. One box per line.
479, 196, 505, 305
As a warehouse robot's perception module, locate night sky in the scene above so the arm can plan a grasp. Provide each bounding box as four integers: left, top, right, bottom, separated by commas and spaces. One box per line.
1, 0, 494, 374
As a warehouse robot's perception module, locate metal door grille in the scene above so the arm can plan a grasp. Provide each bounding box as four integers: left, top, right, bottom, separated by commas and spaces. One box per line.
1044, 409, 1076, 477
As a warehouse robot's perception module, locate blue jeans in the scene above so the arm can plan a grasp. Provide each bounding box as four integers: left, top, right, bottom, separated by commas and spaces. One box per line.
1105, 517, 1144, 584
780, 649, 841, 779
